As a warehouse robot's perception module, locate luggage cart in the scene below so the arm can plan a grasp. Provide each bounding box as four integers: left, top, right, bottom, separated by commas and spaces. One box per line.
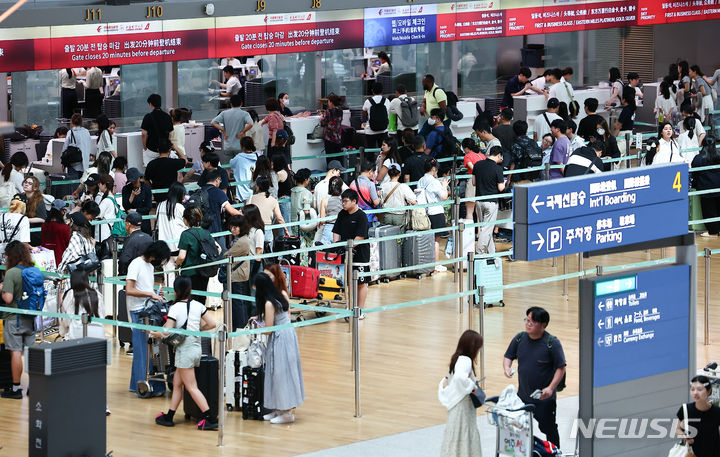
282, 253, 348, 322
699, 362, 720, 405
134, 298, 174, 398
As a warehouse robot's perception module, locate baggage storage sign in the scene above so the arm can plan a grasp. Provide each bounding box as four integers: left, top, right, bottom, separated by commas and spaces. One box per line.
514, 163, 689, 261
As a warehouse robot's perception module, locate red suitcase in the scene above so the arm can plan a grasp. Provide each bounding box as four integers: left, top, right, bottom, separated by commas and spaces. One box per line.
288, 266, 320, 299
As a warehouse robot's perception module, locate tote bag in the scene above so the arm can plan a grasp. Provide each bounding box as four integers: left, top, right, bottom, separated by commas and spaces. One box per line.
667, 403, 696, 457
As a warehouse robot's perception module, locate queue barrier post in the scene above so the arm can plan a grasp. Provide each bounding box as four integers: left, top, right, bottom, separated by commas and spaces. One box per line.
345, 240, 355, 337
578, 253, 584, 329
352, 269, 361, 418
111, 238, 118, 340
81, 313, 89, 338
478, 285, 485, 390
596, 265, 603, 276
457, 220, 464, 314
217, 327, 227, 447
705, 247, 712, 346
223, 259, 232, 332
563, 255, 568, 297
624, 132, 631, 169
467, 251, 475, 330
358, 147, 365, 174
453, 193, 460, 286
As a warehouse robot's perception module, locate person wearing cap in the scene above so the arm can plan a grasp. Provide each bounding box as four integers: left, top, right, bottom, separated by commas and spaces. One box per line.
41, 200, 70, 265
144, 139, 188, 204
118, 211, 153, 275
75, 173, 101, 204
58, 211, 95, 274
122, 168, 153, 235
314, 160, 348, 209
379, 163, 416, 232
533, 98, 562, 142
211, 94, 253, 161
268, 129, 290, 165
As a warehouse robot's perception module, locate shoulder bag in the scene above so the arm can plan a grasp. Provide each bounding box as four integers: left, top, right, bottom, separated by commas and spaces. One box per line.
377, 183, 400, 224
469, 380, 487, 408
407, 186, 431, 231
61, 131, 84, 168
667, 403, 696, 457
163, 301, 190, 347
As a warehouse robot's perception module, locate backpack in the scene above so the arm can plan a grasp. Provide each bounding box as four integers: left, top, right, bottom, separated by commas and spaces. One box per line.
513, 138, 543, 181
515, 331, 566, 392
433, 127, 460, 159
17, 265, 46, 312
533, 437, 561, 457
282, 120, 296, 146
187, 229, 222, 278
185, 187, 214, 230
108, 196, 127, 238
398, 96, 419, 127
433, 88, 464, 122
368, 97, 389, 132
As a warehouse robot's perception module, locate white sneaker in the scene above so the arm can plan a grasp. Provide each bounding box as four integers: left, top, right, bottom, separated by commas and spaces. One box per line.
270, 412, 295, 424
263, 411, 279, 421
701, 231, 713, 237
435, 265, 448, 273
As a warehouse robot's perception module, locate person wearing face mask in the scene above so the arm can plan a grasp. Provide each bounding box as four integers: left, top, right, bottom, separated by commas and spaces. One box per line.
675, 375, 720, 457
589, 119, 621, 171
278, 92, 310, 118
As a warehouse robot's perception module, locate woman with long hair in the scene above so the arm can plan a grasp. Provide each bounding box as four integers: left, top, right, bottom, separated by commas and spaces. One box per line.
96, 174, 120, 242
318, 176, 344, 243
58, 212, 95, 273
153, 276, 218, 430
156, 181, 187, 283
605, 67, 624, 108
20, 176, 46, 246
652, 121, 684, 165
690, 65, 714, 122
379, 164, 416, 232
373, 50, 392, 75
375, 136, 402, 186
655, 80, 677, 123
59, 270, 105, 339
247, 176, 288, 245
41, 201, 71, 265
242, 203, 265, 255
264, 264, 290, 301
252, 154, 276, 197
177, 206, 222, 305
254, 272, 305, 424
692, 137, 720, 237
96, 114, 117, 158
272, 154, 294, 228
438, 329, 484, 456
225, 215, 253, 329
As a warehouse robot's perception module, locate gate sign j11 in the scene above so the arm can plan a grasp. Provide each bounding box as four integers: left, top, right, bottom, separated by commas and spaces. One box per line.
513, 163, 688, 261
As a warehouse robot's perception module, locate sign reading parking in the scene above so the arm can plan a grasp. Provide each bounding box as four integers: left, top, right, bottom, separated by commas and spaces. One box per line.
514, 163, 688, 261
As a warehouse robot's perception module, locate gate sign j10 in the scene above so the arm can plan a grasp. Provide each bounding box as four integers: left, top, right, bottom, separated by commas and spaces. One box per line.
513, 163, 688, 261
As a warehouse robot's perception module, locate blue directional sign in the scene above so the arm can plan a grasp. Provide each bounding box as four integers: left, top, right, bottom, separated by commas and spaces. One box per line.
592, 264, 690, 387
513, 164, 689, 261
514, 163, 688, 224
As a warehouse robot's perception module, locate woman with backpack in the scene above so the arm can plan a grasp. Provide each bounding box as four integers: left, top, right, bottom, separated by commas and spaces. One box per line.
254, 272, 305, 424
95, 174, 121, 243
320, 94, 344, 167
177, 206, 222, 306
153, 276, 218, 430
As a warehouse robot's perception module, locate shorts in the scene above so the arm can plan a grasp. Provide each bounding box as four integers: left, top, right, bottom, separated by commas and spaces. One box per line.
353, 264, 370, 286
3, 316, 35, 351
175, 337, 202, 369
428, 213, 447, 231
465, 178, 476, 203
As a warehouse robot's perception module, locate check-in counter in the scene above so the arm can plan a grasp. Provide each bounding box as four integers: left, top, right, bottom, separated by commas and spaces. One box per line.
285, 110, 351, 172
513, 87, 612, 128
116, 131, 143, 171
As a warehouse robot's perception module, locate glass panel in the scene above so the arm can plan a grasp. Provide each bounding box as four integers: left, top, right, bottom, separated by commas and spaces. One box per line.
458, 38, 498, 98
118, 62, 167, 130
276, 52, 317, 111
11, 70, 60, 135
544, 31, 579, 80
177, 58, 218, 122
415, 42, 454, 94
321, 48, 364, 108
584, 28, 622, 86
244, 55, 277, 109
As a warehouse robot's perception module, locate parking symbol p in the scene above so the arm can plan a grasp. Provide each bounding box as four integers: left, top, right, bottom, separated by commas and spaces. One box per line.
547, 226, 562, 252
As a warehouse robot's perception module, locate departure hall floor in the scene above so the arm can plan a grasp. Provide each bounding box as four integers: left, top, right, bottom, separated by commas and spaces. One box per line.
1, 236, 718, 456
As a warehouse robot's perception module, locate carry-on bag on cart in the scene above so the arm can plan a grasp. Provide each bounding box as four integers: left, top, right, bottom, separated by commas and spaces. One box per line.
287, 265, 320, 299
316, 251, 344, 285
369, 224, 403, 281
224, 349, 248, 412
318, 276, 344, 301
184, 356, 219, 420
273, 236, 301, 265
401, 230, 435, 278
474, 257, 504, 307
242, 365, 265, 420
118, 289, 132, 348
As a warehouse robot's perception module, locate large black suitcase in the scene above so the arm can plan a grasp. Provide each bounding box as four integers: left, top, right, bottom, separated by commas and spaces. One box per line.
118, 289, 132, 348
242, 366, 264, 420
273, 236, 301, 265
183, 356, 219, 420
0, 344, 12, 390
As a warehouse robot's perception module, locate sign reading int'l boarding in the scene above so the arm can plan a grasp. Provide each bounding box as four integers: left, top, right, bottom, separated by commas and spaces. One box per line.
514, 163, 689, 261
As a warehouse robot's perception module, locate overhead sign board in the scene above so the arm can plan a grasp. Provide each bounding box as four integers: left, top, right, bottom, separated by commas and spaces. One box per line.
513, 164, 689, 261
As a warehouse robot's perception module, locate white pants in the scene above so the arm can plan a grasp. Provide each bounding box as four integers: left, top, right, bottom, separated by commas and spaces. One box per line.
475, 201, 498, 255
700, 94, 714, 122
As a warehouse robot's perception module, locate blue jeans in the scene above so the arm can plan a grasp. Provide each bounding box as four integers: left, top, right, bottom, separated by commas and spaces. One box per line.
231, 281, 252, 331
278, 200, 291, 237
320, 223, 335, 245
129, 310, 166, 394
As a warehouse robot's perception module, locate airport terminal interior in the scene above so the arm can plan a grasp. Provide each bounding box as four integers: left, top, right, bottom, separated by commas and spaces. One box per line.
1, 1, 720, 456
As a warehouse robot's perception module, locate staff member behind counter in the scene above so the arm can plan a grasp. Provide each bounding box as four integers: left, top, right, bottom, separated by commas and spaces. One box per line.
84, 66, 104, 119
212, 65, 242, 97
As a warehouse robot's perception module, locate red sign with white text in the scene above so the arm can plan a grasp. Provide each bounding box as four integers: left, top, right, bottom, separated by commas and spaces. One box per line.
637, 0, 720, 24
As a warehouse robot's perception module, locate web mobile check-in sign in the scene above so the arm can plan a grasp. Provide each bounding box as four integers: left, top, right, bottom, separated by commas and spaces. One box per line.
513, 163, 689, 261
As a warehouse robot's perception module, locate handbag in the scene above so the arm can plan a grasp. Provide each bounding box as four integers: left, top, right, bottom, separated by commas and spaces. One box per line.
407, 187, 431, 230
68, 249, 101, 273
311, 123, 324, 140
469, 381, 486, 408
667, 403, 696, 457
163, 301, 190, 347
61, 131, 84, 168
248, 338, 266, 368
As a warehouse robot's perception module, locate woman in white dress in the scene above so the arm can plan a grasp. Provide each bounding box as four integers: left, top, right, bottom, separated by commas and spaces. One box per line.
438, 329, 484, 457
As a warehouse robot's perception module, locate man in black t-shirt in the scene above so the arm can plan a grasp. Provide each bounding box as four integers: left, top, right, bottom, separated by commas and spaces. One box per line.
141, 93, 174, 167
472, 146, 505, 255
332, 189, 369, 315
403, 135, 430, 190
564, 140, 605, 177
503, 306, 566, 448
144, 140, 188, 203
576, 98, 604, 141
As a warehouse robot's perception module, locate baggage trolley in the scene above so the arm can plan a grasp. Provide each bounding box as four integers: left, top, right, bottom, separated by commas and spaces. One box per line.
135, 299, 174, 398
699, 362, 720, 405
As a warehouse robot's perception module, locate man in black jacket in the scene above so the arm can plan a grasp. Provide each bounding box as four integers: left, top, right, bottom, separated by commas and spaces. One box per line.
118, 212, 153, 275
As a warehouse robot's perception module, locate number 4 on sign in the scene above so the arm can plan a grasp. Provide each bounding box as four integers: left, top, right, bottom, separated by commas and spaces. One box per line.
673, 171, 682, 192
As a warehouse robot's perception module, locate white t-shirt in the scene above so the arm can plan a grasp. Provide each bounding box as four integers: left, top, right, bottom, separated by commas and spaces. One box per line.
10, 168, 24, 194
362, 95, 391, 135
549, 81, 574, 108
569, 135, 585, 152
655, 95, 676, 120
168, 299, 206, 332
530, 76, 547, 92
170, 124, 186, 156
380, 181, 416, 215
96, 196, 117, 242
126, 257, 156, 311
378, 158, 398, 186
0, 213, 30, 243
533, 112, 562, 142
156, 201, 186, 251
248, 227, 264, 252
221, 58, 241, 68
677, 131, 700, 163
653, 139, 686, 164
678, 118, 704, 146
98, 130, 116, 154
417, 174, 446, 216
226, 76, 242, 96
313, 177, 348, 209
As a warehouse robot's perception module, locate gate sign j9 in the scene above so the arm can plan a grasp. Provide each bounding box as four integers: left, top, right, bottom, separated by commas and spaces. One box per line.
513, 163, 689, 261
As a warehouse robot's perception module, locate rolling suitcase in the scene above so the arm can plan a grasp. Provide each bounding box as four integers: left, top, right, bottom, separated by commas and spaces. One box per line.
0, 344, 11, 390
288, 265, 320, 299
224, 349, 247, 412
318, 276, 344, 301
474, 257, 504, 307
369, 225, 403, 281
401, 231, 435, 278
183, 356, 219, 420
118, 289, 132, 348
273, 236, 301, 265
242, 365, 264, 420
